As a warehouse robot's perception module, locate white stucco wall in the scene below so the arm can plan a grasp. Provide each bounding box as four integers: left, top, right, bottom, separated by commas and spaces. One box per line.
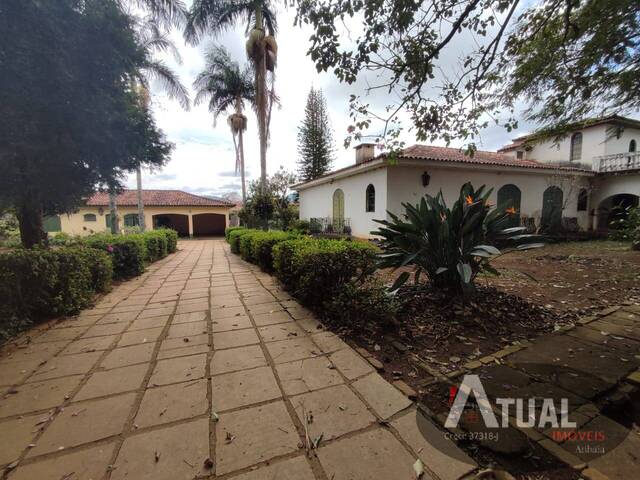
592, 174, 640, 207
386, 163, 591, 230
298, 167, 388, 238
505, 124, 640, 169
298, 161, 595, 237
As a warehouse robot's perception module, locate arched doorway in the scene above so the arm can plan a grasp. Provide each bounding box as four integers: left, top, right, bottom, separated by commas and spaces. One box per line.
497, 184, 521, 227
192, 213, 226, 236
597, 194, 639, 231
541, 186, 563, 232
152, 214, 189, 237
332, 189, 344, 229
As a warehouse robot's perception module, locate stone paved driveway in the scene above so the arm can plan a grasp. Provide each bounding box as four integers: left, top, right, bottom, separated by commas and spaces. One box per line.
0, 239, 475, 480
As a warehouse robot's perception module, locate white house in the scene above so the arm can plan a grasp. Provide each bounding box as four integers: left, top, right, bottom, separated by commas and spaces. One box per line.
295, 115, 640, 238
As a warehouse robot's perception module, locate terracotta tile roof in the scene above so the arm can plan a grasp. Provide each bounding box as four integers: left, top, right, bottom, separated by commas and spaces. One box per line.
400, 145, 585, 171
86, 190, 234, 207
293, 144, 590, 189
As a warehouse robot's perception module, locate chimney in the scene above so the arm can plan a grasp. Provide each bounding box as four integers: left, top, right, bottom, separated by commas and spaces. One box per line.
354, 143, 375, 164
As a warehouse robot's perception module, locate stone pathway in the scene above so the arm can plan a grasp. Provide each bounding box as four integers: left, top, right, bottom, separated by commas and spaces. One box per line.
428, 304, 640, 480
0, 239, 476, 480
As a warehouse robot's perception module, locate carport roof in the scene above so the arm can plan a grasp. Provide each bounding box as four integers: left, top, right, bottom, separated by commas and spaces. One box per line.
86, 190, 234, 207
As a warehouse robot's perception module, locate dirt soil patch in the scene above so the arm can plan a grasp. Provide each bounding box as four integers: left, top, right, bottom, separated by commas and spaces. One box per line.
486, 240, 640, 317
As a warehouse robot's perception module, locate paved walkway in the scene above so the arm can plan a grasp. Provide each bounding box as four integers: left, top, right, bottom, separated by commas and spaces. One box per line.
0, 239, 475, 480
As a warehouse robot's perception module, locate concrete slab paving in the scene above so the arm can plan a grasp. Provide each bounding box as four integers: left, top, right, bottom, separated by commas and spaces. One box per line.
0, 240, 485, 479
8, 442, 115, 480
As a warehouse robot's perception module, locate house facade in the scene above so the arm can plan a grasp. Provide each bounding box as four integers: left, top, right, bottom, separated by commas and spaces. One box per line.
296, 115, 640, 238
45, 190, 234, 237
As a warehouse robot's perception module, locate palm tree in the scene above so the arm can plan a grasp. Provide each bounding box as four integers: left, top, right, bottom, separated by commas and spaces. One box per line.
194, 47, 255, 203
185, 0, 278, 188
129, 18, 190, 231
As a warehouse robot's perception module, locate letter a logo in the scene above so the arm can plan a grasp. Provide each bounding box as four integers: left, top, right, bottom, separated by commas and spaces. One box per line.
444, 375, 499, 429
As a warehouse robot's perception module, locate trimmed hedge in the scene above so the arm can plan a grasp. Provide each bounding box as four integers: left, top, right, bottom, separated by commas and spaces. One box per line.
238, 230, 297, 272
0, 228, 179, 343
83, 229, 177, 279
161, 228, 179, 253
225, 226, 246, 242
141, 230, 168, 262
228, 228, 254, 254
84, 233, 146, 279
0, 247, 113, 340
272, 238, 377, 307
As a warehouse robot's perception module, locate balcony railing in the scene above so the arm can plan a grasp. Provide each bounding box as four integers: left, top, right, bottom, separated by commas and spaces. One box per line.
309, 217, 352, 235
594, 152, 640, 172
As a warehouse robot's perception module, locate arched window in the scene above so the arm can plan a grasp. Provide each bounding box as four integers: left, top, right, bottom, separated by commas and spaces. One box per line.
365, 184, 375, 212
577, 188, 588, 212
124, 213, 140, 228
630, 139, 637, 152
83, 213, 97, 222
497, 184, 521, 227
570, 132, 582, 162
332, 189, 344, 221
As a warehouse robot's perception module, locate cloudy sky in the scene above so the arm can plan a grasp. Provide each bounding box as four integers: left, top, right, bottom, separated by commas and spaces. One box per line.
124, 2, 540, 199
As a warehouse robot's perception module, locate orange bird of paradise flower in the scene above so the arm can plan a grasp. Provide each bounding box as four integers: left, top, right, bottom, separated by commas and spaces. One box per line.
465, 195, 473, 205
505, 207, 517, 214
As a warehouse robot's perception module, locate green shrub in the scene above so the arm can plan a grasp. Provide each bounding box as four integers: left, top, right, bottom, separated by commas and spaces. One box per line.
609, 205, 640, 248
289, 219, 310, 234
228, 228, 255, 254
160, 228, 178, 253
76, 247, 113, 293
322, 280, 399, 328
372, 182, 543, 296
225, 226, 246, 242
141, 230, 168, 262
238, 231, 258, 263
84, 233, 146, 279
238, 230, 297, 271
0, 246, 114, 342
272, 237, 377, 307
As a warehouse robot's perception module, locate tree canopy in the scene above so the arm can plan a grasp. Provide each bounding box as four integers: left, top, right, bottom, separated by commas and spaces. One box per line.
295, 0, 640, 149
0, 0, 172, 246
297, 87, 335, 182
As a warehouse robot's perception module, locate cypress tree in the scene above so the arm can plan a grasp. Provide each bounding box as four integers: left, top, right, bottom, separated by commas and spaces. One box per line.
297, 88, 335, 182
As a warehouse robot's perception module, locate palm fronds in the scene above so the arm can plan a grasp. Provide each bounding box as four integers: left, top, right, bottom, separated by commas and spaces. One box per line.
142, 59, 190, 110
132, 0, 187, 28
193, 45, 255, 122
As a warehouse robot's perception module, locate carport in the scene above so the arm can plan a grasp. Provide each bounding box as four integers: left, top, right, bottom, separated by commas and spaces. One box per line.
152, 214, 189, 237
192, 213, 226, 237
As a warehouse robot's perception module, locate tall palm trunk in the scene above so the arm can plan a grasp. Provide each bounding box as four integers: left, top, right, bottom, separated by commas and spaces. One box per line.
136, 166, 146, 231
234, 97, 248, 204
254, 4, 267, 187
253, 3, 268, 230
238, 127, 247, 204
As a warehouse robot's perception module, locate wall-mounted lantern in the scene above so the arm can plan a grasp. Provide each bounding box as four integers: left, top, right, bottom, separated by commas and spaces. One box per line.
421, 171, 431, 187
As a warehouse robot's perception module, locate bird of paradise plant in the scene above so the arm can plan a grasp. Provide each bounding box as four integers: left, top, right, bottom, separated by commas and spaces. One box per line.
372, 183, 543, 296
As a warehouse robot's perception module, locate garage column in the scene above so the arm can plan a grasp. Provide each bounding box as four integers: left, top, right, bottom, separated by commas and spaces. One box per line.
188, 214, 194, 238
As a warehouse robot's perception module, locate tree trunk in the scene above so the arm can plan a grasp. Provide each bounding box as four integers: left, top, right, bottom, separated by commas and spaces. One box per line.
253, 2, 269, 230
16, 195, 47, 248
108, 189, 120, 235
239, 128, 247, 204
136, 166, 146, 231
